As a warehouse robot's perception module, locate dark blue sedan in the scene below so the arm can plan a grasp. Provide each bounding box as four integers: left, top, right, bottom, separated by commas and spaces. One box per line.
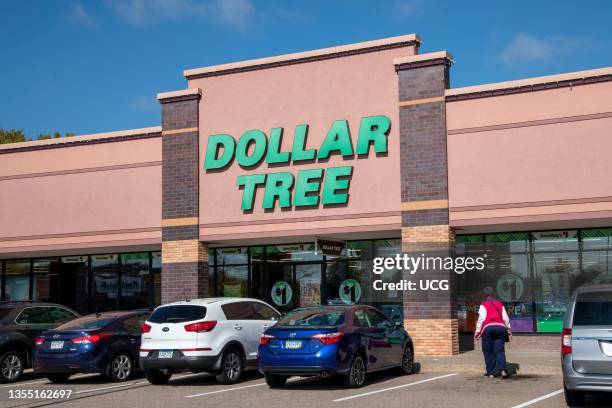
258, 305, 414, 388
33, 310, 149, 383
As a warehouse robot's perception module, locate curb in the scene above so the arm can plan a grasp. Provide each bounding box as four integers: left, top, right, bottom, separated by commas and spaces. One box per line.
419, 363, 561, 376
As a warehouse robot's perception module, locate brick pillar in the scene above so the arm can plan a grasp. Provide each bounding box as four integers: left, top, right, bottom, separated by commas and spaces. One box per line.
157, 88, 209, 304
394, 52, 458, 356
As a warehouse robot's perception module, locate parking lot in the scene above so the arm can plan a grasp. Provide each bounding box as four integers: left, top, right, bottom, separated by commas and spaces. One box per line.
2, 367, 611, 408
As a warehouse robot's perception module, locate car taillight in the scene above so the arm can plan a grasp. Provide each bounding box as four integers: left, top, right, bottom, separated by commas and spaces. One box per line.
260, 334, 275, 346
71, 333, 111, 344
184, 321, 217, 332
312, 332, 344, 345
561, 328, 572, 356
141, 323, 152, 333
35, 337, 44, 346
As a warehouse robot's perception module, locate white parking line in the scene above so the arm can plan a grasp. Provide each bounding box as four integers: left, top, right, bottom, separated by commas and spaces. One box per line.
185, 382, 266, 398
333, 373, 458, 402
73, 372, 208, 395
511, 389, 564, 408
0, 373, 99, 388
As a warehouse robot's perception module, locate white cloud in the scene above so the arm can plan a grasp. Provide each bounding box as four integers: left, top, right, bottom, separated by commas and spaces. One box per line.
500, 33, 589, 66
66, 2, 96, 27
391, 0, 422, 18
129, 96, 159, 113
105, 0, 254, 29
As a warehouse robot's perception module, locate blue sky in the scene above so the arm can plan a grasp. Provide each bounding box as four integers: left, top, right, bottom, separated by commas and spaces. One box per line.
1, 0, 611, 138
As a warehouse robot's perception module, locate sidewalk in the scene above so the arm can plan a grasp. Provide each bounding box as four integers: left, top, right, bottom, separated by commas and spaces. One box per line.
419, 350, 561, 375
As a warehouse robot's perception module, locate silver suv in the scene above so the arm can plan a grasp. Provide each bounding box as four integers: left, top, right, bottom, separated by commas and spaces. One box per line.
562, 284, 612, 405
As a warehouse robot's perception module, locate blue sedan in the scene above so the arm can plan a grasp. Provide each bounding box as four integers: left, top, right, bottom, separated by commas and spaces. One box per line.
33, 311, 149, 383
258, 305, 414, 388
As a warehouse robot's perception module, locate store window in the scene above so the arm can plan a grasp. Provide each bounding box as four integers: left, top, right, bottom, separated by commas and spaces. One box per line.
532, 230, 579, 333
217, 265, 248, 297
91, 254, 119, 312
152, 252, 161, 307
120, 253, 150, 310
32, 258, 60, 303
5, 260, 30, 301
59, 256, 89, 314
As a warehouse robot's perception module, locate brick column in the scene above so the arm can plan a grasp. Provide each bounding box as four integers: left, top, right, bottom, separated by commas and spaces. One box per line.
157, 88, 209, 304
394, 52, 458, 356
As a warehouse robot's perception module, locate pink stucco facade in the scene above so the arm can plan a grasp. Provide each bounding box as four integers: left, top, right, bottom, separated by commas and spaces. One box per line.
0, 132, 162, 257
188, 43, 417, 243
446, 71, 612, 233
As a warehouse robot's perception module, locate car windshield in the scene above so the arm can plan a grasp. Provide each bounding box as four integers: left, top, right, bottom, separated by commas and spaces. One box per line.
148, 305, 207, 324
55, 315, 117, 330
276, 309, 345, 328
573, 291, 612, 326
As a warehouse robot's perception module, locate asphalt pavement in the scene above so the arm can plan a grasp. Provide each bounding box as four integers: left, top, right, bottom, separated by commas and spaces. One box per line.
3, 364, 610, 408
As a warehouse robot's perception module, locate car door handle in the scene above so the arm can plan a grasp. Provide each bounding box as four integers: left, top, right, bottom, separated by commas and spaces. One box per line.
262, 324, 269, 329
233, 324, 242, 331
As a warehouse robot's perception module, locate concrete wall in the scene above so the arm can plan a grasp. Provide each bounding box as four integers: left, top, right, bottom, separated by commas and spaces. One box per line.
446, 76, 612, 232
0, 135, 162, 257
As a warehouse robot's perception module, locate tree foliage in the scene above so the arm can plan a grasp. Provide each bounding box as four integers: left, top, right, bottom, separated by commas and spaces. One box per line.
0, 129, 26, 144
0, 128, 74, 144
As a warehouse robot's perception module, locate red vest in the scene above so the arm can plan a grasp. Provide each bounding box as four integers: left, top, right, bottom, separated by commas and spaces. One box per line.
480, 300, 506, 335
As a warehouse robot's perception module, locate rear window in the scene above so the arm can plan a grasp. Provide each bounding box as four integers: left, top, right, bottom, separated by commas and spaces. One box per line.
148, 305, 207, 324
56, 315, 116, 330
573, 291, 612, 326
276, 309, 345, 328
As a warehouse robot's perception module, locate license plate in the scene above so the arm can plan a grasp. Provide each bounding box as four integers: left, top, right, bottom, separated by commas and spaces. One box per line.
285, 340, 302, 349
158, 350, 173, 359
50, 341, 64, 350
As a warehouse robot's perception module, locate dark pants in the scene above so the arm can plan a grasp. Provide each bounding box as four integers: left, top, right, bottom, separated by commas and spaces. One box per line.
481, 325, 507, 374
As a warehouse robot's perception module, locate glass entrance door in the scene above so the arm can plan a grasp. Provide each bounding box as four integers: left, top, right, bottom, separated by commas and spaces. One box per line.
294, 263, 322, 308
261, 262, 323, 312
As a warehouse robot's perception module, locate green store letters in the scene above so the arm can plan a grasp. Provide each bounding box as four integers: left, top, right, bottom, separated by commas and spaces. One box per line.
203, 115, 390, 211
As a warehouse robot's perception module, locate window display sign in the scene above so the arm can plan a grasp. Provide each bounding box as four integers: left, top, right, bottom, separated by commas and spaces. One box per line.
339, 279, 361, 304
496, 273, 524, 302
271, 281, 293, 306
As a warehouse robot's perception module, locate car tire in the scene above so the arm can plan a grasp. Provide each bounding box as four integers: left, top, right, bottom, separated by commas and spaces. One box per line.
264, 373, 287, 388
215, 348, 243, 385
343, 354, 366, 388
396, 345, 414, 375
145, 369, 172, 385
46, 373, 72, 383
107, 353, 133, 382
564, 383, 586, 406
0, 350, 24, 383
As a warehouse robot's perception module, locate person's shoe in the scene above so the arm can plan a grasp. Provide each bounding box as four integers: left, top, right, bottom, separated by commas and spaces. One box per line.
501, 370, 510, 379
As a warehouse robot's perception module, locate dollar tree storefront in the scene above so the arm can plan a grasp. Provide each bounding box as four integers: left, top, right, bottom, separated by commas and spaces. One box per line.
2, 34, 612, 355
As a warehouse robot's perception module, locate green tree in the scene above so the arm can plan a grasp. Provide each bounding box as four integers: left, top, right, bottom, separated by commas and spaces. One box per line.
0, 129, 26, 144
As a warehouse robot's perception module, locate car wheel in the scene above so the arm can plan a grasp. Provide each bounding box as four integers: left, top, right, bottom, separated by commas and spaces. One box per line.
564, 383, 586, 406
0, 351, 24, 383
264, 373, 287, 388
215, 348, 243, 384
145, 369, 172, 385
47, 373, 72, 383
396, 345, 414, 375
343, 354, 366, 388
108, 353, 133, 382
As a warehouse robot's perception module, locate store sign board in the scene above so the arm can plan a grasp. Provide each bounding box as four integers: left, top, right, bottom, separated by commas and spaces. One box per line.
61, 256, 87, 264
203, 115, 391, 211
532, 230, 578, 240
316, 239, 345, 257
